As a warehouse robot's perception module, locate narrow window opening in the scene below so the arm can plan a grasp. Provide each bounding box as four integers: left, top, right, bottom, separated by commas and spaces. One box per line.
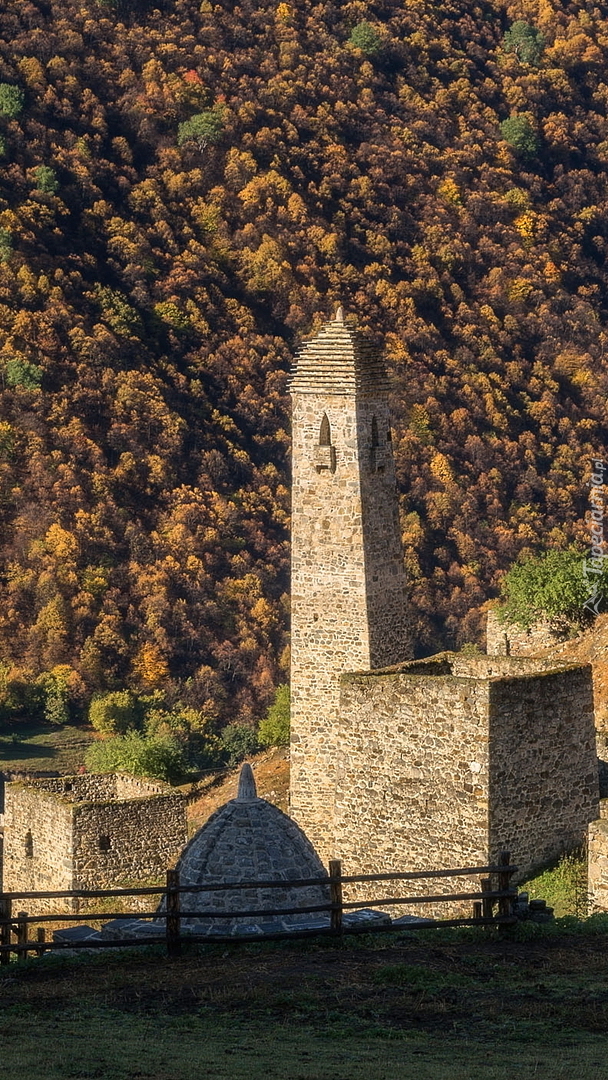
64, 782, 73, 792
319, 413, 331, 446
99, 835, 111, 852
25, 830, 33, 858
371, 415, 379, 447
314, 413, 336, 473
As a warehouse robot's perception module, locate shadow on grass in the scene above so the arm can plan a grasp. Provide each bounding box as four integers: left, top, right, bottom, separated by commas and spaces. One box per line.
0, 738, 55, 761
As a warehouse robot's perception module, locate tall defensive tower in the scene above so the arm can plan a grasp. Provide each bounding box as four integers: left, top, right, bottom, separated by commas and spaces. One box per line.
289, 308, 412, 859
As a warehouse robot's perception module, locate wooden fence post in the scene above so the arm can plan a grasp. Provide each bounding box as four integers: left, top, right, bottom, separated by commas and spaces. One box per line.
16, 911, 27, 962
497, 849, 513, 926
0, 894, 11, 965
166, 869, 181, 959
481, 877, 493, 922
36, 929, 46, 957
472, 901, 482, 921
329, 859, 343, 936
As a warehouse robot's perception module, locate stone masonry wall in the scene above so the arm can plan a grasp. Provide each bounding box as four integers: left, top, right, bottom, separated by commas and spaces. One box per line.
488, 664, 598, 880
486, 609, 570, 657
28, 775, 118, 802
114, 774, 171, 799
290, 389, 411, 862
72, 794, 187, 891
334, 659, 491, 917
2, 776, 187, 913
451, 654, 563, 678
3, 785, 73, 912
333, 655, 598, 916
588, 800, 608, 913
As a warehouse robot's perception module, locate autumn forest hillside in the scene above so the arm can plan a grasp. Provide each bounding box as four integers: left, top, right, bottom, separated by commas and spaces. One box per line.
0, 0, 607, 732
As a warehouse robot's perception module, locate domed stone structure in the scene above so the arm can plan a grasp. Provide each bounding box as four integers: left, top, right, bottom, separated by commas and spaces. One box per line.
94, 763, 390, 943
171, 763, 330, 933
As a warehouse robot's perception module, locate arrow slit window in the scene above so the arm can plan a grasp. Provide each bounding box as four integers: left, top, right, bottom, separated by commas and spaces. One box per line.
314, 413, 336, 473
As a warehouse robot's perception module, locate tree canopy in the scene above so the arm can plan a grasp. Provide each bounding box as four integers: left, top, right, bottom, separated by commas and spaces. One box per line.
0, 0, 606, 730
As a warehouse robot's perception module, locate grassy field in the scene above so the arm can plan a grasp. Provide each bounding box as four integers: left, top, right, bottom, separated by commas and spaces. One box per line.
0, 720, 94, 774
1, 926, 607, 1079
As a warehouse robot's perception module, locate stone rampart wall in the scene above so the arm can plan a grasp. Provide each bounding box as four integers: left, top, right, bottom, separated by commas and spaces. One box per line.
114, 774, 170, 799
332, 657, 598, 915
2, 777, 187, 913
2, 784, 73, 912
588, 801, 608, 913
335, 666, 491, 917
451, 654, 561, 678
486, 609, 570, 657
28, 774, 118, 802
72, 795, 187, 891
488, 665, 598, 880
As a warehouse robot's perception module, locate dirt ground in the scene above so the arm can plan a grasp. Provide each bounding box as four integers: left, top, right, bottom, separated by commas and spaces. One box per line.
4, 928, 608, 1038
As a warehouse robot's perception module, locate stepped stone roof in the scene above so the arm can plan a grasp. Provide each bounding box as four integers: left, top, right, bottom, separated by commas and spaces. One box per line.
289, 306, 391, 395
162, 763, 330, 932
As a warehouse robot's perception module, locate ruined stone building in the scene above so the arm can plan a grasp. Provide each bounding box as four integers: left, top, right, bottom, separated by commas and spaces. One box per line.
289, 310, 601, 907
2, 773, 186, 911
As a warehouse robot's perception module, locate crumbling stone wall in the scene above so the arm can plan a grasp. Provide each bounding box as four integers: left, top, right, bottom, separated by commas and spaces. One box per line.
333, 655, 598, 916
486, 609, 570, 657
2, 785, 73, 909
27, 774, 171, 803
2, 775, 187, 913
28, 774, 117, 802
73, 794, 186, 890
588, 801, 608, 913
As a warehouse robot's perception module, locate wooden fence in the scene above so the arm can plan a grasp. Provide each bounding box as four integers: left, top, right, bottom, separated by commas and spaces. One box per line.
0, 850, 517, 961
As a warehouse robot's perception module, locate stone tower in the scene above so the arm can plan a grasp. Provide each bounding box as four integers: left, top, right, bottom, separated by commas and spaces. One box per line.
289, 308, 412, 860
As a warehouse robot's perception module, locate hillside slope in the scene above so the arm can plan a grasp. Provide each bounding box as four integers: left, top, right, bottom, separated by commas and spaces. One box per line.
0, 0, 607, 727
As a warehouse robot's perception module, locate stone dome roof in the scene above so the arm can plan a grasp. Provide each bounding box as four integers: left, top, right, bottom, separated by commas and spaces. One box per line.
168, 764, 330, 933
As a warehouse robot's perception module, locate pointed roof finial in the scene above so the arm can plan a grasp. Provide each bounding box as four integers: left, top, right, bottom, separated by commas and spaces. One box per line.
236, 762, 258, 801
335, 304, 344, 323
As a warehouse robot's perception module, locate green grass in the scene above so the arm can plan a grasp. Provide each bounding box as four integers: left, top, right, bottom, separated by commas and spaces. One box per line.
0, 720, 94, 773
522, 849, 588, 917
1, 1005, 606, 1080
2, 929, 608, 1079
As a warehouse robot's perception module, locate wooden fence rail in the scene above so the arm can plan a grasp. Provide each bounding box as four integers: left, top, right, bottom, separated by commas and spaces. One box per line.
0, 850, 517, 963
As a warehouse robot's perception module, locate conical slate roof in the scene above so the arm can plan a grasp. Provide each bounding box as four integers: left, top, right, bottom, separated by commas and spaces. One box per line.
289, 307, 391, 395
167, 764, 330, 932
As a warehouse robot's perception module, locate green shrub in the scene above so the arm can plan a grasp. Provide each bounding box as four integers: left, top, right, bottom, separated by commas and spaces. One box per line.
0, 84, 24, 118
459, 642, 482, 657
42, 686, 70, 725
0, 662, 31, 723
5, 358, 42, 388
522, 848, 588, 918
503, 21, 545, 65
497, 548, 607, 628
89, 690, 140, 735
144, 704, 222, 769
85, 730, 187, 783
94, 285, 143, 337
258, 684, 290, 747
178, 107, 225, 149
33, 165, 59, 193
500, 115, 539, 158
0, 227, 12, 264
0, 135, 7, 158
348, 21, 382, 56
220, 722, 259, 765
